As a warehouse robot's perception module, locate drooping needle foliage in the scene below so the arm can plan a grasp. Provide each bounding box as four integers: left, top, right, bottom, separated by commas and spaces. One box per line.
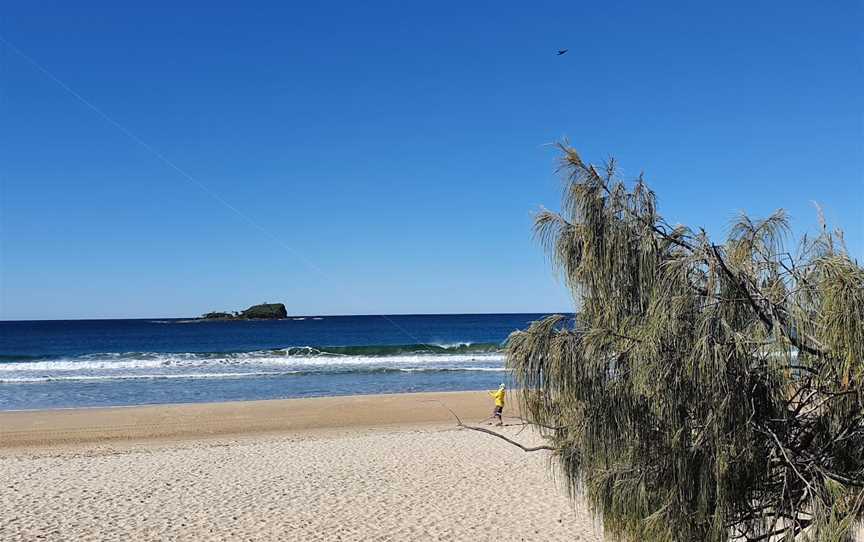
507, 144, 864, 541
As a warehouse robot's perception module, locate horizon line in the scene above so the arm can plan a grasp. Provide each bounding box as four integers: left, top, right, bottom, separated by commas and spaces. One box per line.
0, 310, 577, 323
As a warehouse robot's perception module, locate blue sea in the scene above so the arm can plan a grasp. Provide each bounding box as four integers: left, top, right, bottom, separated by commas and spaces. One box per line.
0, 313, 555, 411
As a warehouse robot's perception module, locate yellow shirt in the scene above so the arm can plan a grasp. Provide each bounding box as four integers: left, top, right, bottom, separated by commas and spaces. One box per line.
489, 389, 505, 407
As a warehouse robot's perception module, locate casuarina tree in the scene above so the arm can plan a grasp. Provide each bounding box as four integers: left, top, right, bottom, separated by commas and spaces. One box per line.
506, 144, 864, 541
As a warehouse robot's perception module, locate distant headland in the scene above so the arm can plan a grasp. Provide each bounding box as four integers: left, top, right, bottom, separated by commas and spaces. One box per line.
196, 303, 288, 321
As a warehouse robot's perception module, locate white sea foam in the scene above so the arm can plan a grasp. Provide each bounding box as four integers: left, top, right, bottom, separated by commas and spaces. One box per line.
0, 352, 504, 372
0, 350, 506, 384
0, 366, 507, 384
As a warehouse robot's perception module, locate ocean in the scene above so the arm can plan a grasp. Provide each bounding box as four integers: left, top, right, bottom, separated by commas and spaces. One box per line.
0, 313, 558, 410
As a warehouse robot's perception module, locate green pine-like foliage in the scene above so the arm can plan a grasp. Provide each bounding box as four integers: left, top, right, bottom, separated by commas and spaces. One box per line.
507, 144, 864, 541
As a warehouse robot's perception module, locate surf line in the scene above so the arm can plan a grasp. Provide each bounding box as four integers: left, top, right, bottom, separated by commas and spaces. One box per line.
0, 35, 422, 345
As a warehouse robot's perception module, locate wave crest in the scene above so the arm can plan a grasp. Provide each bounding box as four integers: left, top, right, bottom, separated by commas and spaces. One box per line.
0, 343, 506, 384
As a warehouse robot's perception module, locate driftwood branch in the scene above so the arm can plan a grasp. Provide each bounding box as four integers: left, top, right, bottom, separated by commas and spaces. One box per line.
424, 400, 555, 453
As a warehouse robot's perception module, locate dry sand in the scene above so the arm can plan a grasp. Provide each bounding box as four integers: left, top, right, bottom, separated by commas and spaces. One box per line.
0, 391, 604, 541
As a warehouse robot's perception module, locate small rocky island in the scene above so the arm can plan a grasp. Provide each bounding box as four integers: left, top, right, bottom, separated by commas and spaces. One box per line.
199, 303, 288, 321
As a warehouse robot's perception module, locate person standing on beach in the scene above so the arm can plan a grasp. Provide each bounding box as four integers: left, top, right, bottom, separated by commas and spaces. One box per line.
488, 383, 506, 426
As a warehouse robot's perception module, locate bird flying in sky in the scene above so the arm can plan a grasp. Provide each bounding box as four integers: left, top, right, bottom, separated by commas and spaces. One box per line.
557, 49, 568, 55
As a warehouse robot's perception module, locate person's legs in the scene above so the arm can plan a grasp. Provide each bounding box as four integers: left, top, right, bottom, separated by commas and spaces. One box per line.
488, 406, 498, 425
494, 405, 503, 426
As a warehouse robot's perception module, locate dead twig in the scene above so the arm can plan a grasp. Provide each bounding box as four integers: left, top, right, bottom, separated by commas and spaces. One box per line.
423, 400, 555, 453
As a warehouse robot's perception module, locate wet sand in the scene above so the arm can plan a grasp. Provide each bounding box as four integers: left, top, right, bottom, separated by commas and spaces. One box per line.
0, 391, 496, 451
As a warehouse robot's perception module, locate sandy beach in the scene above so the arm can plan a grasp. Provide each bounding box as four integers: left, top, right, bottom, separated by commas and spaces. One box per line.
0, 391, 604, 541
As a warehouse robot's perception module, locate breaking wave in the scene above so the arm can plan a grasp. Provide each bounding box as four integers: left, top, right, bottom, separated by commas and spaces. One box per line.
0, 343, 506, 384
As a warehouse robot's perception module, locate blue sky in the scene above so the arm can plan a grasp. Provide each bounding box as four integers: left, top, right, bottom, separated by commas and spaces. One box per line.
1, 1, 861, 320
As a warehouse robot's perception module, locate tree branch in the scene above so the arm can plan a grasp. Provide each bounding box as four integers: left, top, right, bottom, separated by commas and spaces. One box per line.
424, 400, 556, 453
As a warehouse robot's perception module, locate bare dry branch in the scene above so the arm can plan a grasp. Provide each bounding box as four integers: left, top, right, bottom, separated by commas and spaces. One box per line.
423, 400, 555, 453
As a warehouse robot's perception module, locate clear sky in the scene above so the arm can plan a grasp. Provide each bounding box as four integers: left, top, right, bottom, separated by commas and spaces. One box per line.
1, 1, 861, 320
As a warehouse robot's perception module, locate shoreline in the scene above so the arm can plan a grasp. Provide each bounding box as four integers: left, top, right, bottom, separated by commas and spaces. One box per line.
0, 390, 502, 452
